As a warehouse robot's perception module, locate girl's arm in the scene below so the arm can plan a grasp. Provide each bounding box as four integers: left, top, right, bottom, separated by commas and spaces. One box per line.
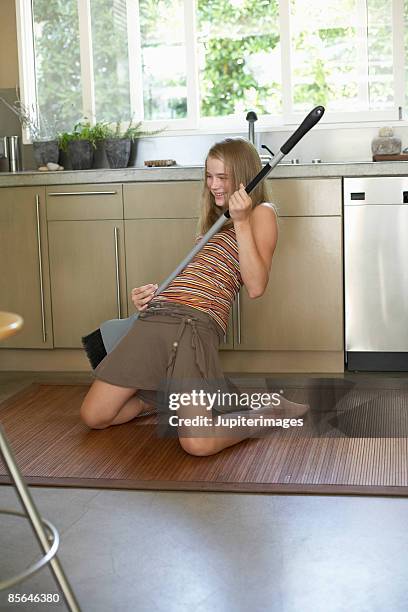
229, 185, 278, 298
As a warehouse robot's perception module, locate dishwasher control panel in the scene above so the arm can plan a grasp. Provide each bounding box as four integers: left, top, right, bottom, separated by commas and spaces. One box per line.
344, 176, 408, 205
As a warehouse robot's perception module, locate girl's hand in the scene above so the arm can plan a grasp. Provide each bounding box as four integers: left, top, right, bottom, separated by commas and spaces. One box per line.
131, 283, 158, 311
228, 184, 252, 223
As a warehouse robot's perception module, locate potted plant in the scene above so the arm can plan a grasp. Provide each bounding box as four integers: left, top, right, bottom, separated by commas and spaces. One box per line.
124, 117, 165, 167
57, 121, 96, 170
100, 117, 166, 168
0, 91, 59, 169
102, 119, 132, 169
57, 117, 166, 170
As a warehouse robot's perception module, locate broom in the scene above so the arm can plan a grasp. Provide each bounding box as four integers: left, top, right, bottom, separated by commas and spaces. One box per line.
82, 106, 325, 369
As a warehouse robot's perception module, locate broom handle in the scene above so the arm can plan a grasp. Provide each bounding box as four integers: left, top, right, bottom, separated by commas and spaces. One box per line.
154, 106, 325, 296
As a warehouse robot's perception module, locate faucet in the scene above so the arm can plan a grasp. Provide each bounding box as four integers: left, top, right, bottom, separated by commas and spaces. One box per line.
246, 111, 258, 145
246, 110, 274, 163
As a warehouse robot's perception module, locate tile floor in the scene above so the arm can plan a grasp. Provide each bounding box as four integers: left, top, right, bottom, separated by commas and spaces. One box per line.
1, 372, 408, 612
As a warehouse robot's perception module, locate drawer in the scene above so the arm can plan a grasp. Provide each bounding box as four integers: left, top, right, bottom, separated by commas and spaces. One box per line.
268, 178, 342, 216
46, 184, 123, 220
124, 182, 201, 218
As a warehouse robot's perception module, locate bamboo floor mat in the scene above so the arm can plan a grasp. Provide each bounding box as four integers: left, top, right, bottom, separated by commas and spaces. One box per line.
1, 382, 408, 496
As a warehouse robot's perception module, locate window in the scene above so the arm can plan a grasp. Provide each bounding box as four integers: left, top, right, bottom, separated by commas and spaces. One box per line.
140, 0, 187, 120
32, 0, 82, 131
197, 0, 282, 118
405, 0, 408, 111
16, 0, 407, 141
90, 0, 132, 121
290, 0, 394, 113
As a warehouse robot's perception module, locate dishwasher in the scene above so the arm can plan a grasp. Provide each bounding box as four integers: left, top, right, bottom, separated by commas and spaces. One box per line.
344, 177, 408, 371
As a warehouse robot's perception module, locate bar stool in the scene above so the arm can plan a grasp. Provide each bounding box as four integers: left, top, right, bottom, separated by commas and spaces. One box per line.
0, 312, 81, 611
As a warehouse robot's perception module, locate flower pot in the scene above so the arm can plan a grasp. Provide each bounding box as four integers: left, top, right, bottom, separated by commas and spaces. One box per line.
92, 140, 107, 169
104, 138, 131, 169
66, 140, 94, 170
32, 140, 59, 168
127, 139, 139, 167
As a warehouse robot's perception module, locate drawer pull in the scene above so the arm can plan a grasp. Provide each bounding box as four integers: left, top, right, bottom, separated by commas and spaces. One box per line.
114, 227, 122, 319
48, 191, 117, 197
35, 194, 46, 342
236, 290, 241, 344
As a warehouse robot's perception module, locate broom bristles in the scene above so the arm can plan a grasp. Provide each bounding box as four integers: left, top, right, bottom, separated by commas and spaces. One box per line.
81, 328, 107, 370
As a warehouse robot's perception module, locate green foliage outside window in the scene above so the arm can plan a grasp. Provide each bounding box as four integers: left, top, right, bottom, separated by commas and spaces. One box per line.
197, 0, 281, 116
90, 0, 131, 121
30, 0, 399, 135
33, 0, 82, 134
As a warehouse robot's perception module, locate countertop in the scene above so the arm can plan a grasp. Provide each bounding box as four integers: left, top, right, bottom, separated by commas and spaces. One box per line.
1, 160, 408, 187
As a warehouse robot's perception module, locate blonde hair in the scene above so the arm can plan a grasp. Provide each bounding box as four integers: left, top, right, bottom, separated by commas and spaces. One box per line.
197, 138, 273, 235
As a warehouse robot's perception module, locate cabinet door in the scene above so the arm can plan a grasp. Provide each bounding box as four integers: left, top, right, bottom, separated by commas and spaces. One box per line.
0, 187, 53, 348
124, 182, 201, 219
46, 184, 122, 220
125, 218, 234, 349
235, 217, 343, 350
48, 220, 127, 348
125, 218, 198, 303
268, 178, 342, 216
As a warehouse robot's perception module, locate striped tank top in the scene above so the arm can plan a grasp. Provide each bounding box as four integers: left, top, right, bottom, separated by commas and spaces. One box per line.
151, 225, 242, 334
151, 203, 275, 334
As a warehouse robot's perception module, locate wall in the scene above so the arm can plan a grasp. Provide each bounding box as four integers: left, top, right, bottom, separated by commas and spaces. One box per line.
0, 0, 18, 88
135, 123, 408, 168
0, 0, 22, 173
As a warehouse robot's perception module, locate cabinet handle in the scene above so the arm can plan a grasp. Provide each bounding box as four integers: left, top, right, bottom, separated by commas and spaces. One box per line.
114, 227, 121, 319
35, 194, 46, 343
47, 191, 117, 197
236, 290, 241, 344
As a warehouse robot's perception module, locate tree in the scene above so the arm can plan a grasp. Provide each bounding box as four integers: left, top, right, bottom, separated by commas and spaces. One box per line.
197, 0, 280, 116
33, 0, 82, 133
30, 0, 397, 132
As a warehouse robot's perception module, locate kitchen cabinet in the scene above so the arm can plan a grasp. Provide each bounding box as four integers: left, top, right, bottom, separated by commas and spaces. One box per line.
0, 187, 53, 348
46, 184, 127, 348
234, 178, 343, 351
123, 182, 234, 349
0, 176, 344, 372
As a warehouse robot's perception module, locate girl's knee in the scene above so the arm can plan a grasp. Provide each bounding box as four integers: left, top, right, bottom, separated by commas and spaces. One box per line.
80, 398, 109, 429
79, 380, 136, 429
178, 436, 217, 456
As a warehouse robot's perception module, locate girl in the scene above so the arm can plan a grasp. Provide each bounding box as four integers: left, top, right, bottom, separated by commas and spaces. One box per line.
80, 138, 305, 455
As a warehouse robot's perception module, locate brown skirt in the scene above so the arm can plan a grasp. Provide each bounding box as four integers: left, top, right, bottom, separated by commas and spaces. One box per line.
93, 301, 237, 411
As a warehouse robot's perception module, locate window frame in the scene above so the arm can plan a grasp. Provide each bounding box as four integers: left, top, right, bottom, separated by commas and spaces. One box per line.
16, 0, 407, 144
15, 0, 37, 144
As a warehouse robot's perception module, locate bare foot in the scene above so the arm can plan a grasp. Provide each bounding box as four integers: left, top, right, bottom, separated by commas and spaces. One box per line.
254, 394, 310, 418
137, 399, 157, 417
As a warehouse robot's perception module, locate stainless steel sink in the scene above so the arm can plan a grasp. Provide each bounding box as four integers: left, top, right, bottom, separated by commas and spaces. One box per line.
280, 160, 373, 165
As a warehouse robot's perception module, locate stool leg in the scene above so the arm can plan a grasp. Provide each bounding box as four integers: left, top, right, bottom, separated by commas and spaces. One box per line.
0, 425, 81, 612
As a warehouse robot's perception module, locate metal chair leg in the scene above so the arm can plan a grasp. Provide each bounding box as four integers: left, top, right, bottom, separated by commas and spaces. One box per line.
0, 510, 59, 590
0, 424, 81, 611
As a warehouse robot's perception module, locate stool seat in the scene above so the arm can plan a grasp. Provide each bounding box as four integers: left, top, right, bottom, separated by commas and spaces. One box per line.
0, 311, 23, 341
